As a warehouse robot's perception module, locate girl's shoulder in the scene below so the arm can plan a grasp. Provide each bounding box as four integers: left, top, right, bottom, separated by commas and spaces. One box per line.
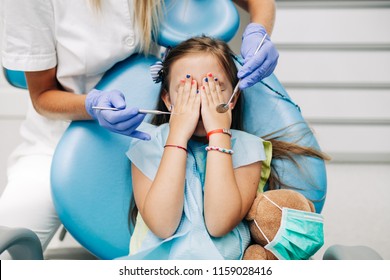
231, 129, 268, 152
128, 122, 169, 148
230, 129, 271, 168
126, 123, 169, 181
231, 130, 272, 192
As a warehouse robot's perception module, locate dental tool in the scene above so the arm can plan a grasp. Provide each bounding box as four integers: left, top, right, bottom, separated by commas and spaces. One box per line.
139, 109, 171, 115
92, 106, 171, 115
92, 106, 120, 111
216, 33, 268, 113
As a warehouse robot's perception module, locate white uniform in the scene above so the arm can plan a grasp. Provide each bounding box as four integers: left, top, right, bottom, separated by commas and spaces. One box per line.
0, 0, 141, 250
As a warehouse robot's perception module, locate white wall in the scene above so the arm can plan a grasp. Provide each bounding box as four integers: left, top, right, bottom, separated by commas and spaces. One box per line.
269, 1, 390, 259
1, 0, 389, 259
0, 17, 29, 194
231, 1, 390, 259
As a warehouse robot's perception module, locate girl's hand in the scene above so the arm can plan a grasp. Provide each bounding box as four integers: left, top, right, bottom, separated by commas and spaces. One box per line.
168, 75, 201, 142
200, 73, 232, 133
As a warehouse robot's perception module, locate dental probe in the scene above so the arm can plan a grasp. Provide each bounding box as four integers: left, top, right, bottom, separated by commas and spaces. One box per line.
216, 33, 268, 113
92, 106, 171, 115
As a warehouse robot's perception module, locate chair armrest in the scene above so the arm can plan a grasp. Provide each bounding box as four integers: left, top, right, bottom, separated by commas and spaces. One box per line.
323, 244, 383, 260
0, 226, 43, 260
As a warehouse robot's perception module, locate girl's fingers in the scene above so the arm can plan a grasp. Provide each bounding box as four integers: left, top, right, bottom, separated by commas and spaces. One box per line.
207, 73, 219, 105
174, 78, 185, 112
200, 85, 208, 107
202, 76, 212, 105
178, 79, 185, 95
189, 79, 198, 108
183, 74, 192, 104
194, 88, 201, 110
207, 73, 216, 93
214, 78, 224, 104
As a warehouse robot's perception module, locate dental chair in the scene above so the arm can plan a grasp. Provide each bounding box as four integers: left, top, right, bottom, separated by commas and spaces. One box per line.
0, 0, 382, 260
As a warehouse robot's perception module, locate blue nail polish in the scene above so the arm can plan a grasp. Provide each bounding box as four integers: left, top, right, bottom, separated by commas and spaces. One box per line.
214, 77, 218, 81
204, 77, 208, 82
186, 74, 191, 78
196, 89, 199, 94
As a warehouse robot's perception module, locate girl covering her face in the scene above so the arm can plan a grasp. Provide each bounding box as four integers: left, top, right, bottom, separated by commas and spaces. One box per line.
124, 37, 266, 260
123, 36, 328, 260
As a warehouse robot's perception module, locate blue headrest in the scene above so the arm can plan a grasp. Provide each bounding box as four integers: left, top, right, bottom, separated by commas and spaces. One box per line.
157, 0, 239, 47
51, 54, 327, 259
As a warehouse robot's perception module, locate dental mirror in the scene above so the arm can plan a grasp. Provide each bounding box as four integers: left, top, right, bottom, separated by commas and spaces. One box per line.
216, 33, 267, 113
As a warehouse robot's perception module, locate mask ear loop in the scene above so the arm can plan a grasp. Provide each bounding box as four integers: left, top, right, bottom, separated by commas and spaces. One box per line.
253, 219, 271, 244
253, 194, 283, 244
263, 194, 283, 211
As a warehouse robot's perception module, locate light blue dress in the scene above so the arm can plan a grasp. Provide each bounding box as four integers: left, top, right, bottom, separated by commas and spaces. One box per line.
122, 122, 270, 260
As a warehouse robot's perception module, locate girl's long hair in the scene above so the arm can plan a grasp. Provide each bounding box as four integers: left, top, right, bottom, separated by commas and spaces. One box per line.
129, 36, 330, 225
89, 0, 163, 55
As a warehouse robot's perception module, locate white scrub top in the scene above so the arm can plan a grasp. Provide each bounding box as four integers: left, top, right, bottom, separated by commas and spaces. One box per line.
1, 0, 143, 159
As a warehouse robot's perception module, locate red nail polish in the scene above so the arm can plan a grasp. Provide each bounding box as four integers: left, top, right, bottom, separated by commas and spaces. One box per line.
207, 73, 213, 77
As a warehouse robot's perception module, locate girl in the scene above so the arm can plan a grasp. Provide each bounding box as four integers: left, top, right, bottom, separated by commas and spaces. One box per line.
124, 37, 327, 260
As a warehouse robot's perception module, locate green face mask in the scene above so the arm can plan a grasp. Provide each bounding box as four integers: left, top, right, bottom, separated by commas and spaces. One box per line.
254, 194, 324, 260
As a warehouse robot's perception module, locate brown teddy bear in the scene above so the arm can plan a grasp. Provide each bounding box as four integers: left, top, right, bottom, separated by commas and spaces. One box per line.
243, 189, 316, 260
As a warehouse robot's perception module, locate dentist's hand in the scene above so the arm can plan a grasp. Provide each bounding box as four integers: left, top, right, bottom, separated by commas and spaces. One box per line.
85, 89, 150, 140
238, 23, 279, 89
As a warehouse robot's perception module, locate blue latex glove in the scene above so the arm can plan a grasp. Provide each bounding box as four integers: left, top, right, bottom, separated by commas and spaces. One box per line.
238, 23, 279, 89
85, 89, 150, 140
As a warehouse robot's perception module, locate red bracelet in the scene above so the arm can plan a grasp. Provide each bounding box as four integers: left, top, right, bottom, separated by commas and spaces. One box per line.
164, 144, 188, 153
207, 128, 232, 140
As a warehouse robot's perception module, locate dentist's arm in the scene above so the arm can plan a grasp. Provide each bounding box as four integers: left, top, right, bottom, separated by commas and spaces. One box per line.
25, 68, 89, 120
25, 68, 150, 140
233, 0, 275, 35
233, 0, 279, 89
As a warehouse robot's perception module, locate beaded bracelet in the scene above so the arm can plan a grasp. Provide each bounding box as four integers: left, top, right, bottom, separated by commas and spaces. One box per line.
164, 144, 188, 153
205, 145, 234, 155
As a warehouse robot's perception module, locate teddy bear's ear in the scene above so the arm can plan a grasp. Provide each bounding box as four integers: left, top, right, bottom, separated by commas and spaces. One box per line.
246, 194, 263, 221
307, 199, 316, 213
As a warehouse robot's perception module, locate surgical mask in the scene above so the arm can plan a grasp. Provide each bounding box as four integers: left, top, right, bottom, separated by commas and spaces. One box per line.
253, 194, 324, 260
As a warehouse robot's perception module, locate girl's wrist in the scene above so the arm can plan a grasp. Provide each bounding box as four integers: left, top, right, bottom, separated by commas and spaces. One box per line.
208, 134, 232, 148
166, 133, 189, 148
203, 120, 231, 134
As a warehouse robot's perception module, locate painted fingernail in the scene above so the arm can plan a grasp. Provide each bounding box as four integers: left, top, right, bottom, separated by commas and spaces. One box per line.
186, 74, 191, 78
214, 77, 218, 81
196, 89, 199, 94
180, 79, 185, 83
202, 86, 205, 90
204, 77, 208, 82
207, 73, 213, 77
191, 80, 196, 85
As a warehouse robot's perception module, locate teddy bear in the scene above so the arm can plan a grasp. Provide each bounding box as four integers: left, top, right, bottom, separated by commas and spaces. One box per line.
243, 189, 316, 260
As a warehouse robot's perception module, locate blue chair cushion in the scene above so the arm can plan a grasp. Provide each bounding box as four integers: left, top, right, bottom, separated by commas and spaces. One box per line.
51, 55, 160, 259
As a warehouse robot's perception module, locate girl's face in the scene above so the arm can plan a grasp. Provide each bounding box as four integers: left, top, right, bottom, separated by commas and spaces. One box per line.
162, 53, 235, 136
